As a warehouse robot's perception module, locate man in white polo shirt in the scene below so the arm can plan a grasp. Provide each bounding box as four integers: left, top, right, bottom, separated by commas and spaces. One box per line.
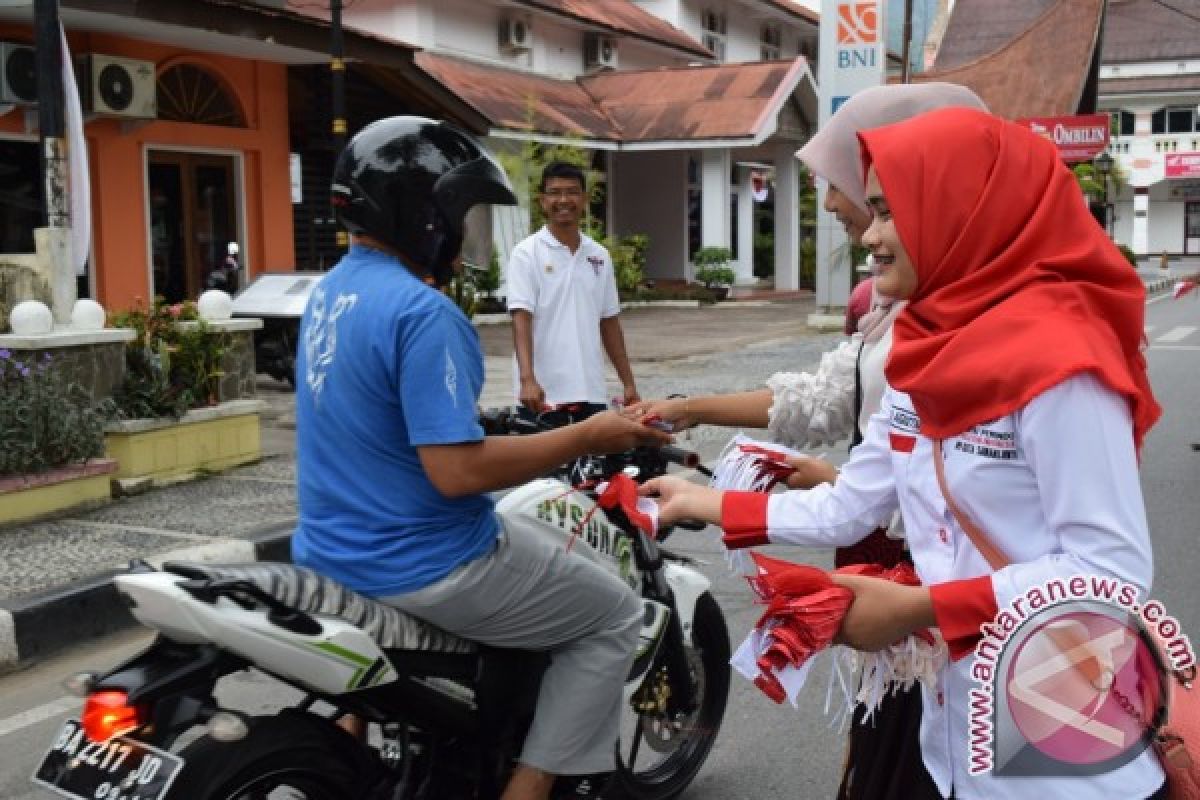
507, 162, 639, 423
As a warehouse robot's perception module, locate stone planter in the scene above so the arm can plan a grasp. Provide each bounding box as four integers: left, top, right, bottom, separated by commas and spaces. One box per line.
0, 459, 117, 526
104, 399, 265, 485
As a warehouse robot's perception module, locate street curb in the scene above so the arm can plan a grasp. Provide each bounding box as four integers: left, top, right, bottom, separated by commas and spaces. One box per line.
0, 519, 296, 676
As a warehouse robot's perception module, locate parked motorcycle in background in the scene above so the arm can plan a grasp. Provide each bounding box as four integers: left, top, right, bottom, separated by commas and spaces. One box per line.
32, 409, 731, 800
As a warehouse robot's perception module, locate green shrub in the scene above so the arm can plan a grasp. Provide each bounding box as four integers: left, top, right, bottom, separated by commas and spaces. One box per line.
443, 272, 478, 320
604, 233, 648, 292
0, 350, 115, 477
110, 298, 229, 420
693, 246, 735, 288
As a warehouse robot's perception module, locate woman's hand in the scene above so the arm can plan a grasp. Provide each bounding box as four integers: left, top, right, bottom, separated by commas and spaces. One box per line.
829, 573, 935, 651
626, 397, 696, 431
784, 455, 839, 489
639, 476, 723, 527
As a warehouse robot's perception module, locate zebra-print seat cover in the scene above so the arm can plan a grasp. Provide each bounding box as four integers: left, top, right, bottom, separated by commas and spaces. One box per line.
165, 561, 477, 654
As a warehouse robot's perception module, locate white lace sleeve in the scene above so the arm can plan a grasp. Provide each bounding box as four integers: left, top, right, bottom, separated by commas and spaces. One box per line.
765, 337, 860, 449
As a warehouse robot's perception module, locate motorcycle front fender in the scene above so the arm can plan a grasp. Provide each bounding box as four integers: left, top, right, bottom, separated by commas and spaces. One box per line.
661, 562, 711, 644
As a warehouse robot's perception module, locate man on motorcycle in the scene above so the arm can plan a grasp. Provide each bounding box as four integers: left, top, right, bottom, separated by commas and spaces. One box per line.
294, 116, 671, 800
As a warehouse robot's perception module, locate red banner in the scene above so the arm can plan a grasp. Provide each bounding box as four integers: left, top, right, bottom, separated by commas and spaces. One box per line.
1017, 114, 1110, 163
1166, 153, 1200, 179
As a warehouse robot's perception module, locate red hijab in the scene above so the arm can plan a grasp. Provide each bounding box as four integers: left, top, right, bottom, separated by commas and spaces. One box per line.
858, 108, 1160, 449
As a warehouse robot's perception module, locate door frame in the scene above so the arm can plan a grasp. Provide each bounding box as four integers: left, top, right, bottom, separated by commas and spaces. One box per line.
142, 144, 246, 301
1185, 201, 1200, 255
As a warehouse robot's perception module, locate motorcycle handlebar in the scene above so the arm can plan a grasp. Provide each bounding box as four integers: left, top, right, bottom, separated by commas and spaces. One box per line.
660, 444, 699, 469
479, 406, 703, 478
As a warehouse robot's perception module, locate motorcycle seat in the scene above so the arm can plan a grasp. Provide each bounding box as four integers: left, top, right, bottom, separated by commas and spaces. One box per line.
164, 561, 477, 655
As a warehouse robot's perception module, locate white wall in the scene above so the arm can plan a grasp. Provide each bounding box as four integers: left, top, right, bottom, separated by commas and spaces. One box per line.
611, 150, 689, 281
1147, 199, 1186, 254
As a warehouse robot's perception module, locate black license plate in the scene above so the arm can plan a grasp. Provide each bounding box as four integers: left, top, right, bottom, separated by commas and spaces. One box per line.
32, 718, 182, 800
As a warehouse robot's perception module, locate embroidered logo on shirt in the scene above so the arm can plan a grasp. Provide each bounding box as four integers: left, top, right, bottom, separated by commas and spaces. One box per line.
444, 346, 458, 407
587, 255, 604, 275
304, 287, 358, 405
953, 424, 1017, 460
889, 406, 920, 453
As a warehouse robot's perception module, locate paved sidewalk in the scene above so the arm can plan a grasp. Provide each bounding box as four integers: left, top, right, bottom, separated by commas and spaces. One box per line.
0, 299, 819, 673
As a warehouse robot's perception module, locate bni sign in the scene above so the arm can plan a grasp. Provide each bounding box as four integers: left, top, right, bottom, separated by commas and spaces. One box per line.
819, 1, 885, 122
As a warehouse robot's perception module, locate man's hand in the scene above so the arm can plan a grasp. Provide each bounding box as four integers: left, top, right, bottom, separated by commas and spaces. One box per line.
623, 383, 641, 406
784, 455, 839, 489
579, 410, 672, 455
829, 573, 934, 651
627, 397, 696, 431
639, 475, 723, 526
519, 376, 546, 412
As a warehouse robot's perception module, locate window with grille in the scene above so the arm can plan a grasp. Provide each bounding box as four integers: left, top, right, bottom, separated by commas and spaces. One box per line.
761, 24, 782, 60
157, 64, 246, 127
702, 10, 727, 61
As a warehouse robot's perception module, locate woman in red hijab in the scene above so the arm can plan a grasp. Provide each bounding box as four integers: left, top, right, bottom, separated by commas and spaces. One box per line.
644, 108, 1165, 799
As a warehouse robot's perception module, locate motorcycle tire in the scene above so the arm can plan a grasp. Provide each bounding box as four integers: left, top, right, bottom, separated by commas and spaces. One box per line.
607, 590, 731, 800
165, 708, 384, 800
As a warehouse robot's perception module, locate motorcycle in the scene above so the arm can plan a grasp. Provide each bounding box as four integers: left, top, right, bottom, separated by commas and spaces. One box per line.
33, 409, 731, 800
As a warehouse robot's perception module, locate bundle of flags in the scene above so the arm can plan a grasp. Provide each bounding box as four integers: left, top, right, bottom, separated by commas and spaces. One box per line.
731, 553, 945, 722
709, 434, 809, 572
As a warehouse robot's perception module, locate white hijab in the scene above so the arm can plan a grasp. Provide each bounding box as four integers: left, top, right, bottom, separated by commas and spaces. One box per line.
795, 82, 989, 213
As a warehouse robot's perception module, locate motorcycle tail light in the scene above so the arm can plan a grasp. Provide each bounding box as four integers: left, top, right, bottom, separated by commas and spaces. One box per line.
81, 690, 144, 742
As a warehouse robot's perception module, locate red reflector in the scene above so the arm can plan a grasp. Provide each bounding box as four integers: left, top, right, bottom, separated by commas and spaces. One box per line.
81, 690, 143, 742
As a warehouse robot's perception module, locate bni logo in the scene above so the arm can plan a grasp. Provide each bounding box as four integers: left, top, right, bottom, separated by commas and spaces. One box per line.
837, 2, 878, 45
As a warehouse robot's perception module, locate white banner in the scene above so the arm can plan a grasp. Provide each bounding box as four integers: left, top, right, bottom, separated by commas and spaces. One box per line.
814, 0, 886, 310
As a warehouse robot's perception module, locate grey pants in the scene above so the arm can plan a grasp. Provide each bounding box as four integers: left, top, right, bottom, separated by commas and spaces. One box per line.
379, 516, 643, 775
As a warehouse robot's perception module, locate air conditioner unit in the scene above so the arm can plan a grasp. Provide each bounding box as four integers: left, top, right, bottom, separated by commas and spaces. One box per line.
0, 42, 37, 105
499, 17, 532, 53
78, 53, 157, 119
584, 34, 618, 71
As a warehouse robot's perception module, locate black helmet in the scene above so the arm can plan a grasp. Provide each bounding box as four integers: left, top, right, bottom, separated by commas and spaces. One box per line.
331, 116, 517, 285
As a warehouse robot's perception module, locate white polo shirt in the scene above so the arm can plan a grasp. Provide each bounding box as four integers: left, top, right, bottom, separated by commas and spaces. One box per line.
506, 226, 621, 406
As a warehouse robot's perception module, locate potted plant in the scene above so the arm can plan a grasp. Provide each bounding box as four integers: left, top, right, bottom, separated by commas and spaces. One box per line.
693, 246, 736, 301
104, 297, 262, 485
0, 349, 118, 523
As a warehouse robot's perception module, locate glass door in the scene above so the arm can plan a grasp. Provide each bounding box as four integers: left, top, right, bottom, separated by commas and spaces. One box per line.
147, 152, 238, 303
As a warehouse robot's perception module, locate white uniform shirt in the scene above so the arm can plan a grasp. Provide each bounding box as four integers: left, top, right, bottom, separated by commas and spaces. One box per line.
506, 227, 621, 406
723, 373, 1163, 799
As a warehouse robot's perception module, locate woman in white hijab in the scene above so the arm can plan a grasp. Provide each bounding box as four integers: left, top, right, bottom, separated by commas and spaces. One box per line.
630, 82, 989, 800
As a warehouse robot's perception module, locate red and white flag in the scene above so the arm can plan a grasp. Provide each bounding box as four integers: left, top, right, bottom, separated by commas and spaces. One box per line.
1173, 280, 1197, 300
61, 25, 91, 276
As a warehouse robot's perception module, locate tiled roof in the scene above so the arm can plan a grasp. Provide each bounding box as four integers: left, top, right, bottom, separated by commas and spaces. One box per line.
933, 0, 1050, 70
1100, 74, 1200, 96
917, 0, 1103, 118
414, 53, 621, 140
514, 0, 713, 59
582, 59, 809, 141
414, 52, 811, 144
1102, 0, 1200, 64
763, 0, 820, 25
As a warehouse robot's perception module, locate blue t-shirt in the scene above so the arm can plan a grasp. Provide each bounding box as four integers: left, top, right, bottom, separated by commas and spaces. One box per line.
292, 245, 497, 596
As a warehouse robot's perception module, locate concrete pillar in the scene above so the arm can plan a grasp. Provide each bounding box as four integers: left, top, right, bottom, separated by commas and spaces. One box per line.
1133, 188, 1149, 256
735, 166, 755, 285
700, 148, 729, 248
774, 141, 800, 291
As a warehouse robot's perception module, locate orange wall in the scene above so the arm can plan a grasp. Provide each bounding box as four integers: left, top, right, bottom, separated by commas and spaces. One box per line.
0, 27, 295, 311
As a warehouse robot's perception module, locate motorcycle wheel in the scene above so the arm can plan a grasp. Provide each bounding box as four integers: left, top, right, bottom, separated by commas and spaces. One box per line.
166, 709, 383, 800
607, 590, 731, 800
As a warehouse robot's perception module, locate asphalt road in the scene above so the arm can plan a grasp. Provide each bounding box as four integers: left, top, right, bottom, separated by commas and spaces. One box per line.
3, 294, 1199, 799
